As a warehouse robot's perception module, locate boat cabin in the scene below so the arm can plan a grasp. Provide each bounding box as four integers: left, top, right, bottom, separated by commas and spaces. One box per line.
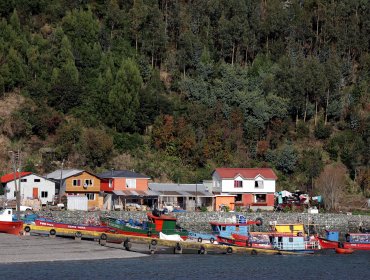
147, 212, 181, 235
272, 235, 306, 251
345, 233, 370, 244
0, 209, 14, 222
270, 223, 305, 236
210, 222, 250, 237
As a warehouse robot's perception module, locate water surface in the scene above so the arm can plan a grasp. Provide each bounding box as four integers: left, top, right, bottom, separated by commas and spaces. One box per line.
0, 251, 369, 280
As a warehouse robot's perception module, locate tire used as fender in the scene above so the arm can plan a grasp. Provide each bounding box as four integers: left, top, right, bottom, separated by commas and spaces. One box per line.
147, 231, 152, 237
197, 237, 203, 243
24, 226, 31, 233
255, 217, 263, 226
75, 231, 82, 238
209, 237, 215, 244
100, 233, 108, 240
151, 239, 158, 246
49, 229, 56, 236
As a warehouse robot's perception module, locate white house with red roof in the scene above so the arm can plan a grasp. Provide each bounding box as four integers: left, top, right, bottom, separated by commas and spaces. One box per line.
212, 168, 277, 211
1, 172, 56, 205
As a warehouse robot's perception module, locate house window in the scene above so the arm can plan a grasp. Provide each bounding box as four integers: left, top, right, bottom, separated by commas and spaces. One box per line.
255, 194, 266, 203
34, 179, 41, 182
126, 179, 136, 189
234, 180, 243, 188
255, 181, 264, 188
41, 191, 48, 198
109, 179, 113, 188
20, 178, 27, 182
86, 193, 95, 200
83, 179, 93, 188
72, 179, 81, 186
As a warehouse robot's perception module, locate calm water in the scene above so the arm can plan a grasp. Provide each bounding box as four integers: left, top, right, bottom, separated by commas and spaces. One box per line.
0, 251, 369, 280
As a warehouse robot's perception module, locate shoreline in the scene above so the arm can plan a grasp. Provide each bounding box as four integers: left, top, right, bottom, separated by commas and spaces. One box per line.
0, 233, 148, 264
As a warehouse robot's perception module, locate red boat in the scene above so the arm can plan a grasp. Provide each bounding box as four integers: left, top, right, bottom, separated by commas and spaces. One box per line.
341, 233, 370, 250
335, 247, 354, 254
0, 209, 24, 236
317, 236, 340, 249
34, 219, 110, 232
0, 221, 24, 235
232, 233, 273, 249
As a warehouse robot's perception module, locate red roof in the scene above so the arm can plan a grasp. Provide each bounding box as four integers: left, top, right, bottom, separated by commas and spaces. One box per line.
1, 172, 32, 183
214, 168, 277, 180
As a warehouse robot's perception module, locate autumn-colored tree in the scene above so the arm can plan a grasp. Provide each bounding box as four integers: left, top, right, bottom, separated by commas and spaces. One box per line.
315, 163, 348, 211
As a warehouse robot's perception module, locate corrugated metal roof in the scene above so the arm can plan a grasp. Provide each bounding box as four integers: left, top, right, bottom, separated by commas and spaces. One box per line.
46, 169, 84, 180
98, 170, 150, 179
112, 190, 159, 197
149, 183, 214, 197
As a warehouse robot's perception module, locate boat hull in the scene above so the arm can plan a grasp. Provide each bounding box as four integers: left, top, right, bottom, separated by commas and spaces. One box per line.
335, 248, 354, 254
0, 221, 24, 235
217, 235, 273, 249
101, 216, 189, 240
34, 220, 110, 232
342, 242, 370, 250
317, 237, 339, 249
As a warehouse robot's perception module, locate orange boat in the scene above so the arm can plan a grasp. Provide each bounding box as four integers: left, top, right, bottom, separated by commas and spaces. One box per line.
335, 247, 354, 254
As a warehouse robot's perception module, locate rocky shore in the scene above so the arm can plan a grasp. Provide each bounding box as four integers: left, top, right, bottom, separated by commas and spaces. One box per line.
35, 210, 370, 236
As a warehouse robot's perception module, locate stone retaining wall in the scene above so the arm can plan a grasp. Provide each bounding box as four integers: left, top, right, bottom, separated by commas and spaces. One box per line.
36, 210, 370, 237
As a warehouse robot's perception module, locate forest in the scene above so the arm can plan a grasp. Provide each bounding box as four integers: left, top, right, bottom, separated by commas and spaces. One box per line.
0, 0, 368, 203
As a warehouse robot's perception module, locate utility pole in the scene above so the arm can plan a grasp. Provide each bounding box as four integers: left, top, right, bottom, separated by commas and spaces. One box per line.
17, 149, 21, 217
59, 159, 64, 204
10, 150, 21, 220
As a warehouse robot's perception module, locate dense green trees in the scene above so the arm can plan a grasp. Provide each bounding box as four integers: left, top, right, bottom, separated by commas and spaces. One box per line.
0, 1, 368, 196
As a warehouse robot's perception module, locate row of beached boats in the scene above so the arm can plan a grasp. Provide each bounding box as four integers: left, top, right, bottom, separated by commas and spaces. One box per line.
1, 208, 369, 254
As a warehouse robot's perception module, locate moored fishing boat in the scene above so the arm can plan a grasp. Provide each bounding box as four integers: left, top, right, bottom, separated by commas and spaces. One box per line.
317, 236, 340, 249
100, 210, 189, 240
341, 233, 370, 250
231, 232, 273, 249
31, 219, 111, 233
0, 208, 23, 236
271, 235, 315, 254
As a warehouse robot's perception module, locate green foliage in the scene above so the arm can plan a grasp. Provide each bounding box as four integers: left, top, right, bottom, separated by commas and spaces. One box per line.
80, 128, 114, 168
0, 0, 367, 197
314, 121, 332, 140
273, 143, 298, 175
296, 121, 309, 139
113, 132, 144, 152
107, 58, 142, 132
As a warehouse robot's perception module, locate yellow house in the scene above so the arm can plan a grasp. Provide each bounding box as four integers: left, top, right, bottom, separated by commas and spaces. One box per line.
46, 169, 102, 209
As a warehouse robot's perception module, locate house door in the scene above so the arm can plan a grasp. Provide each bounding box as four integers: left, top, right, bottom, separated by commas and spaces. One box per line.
33, 188, 38, 199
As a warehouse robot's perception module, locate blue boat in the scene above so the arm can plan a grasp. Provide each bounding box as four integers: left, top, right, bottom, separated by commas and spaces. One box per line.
272, 235, 315, 254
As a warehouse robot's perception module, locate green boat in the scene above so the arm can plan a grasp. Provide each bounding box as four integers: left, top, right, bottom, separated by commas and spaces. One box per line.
100, 210, 189, 240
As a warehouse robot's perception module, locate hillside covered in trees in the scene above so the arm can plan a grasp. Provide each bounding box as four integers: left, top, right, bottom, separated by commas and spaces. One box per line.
0, 1, 368, 201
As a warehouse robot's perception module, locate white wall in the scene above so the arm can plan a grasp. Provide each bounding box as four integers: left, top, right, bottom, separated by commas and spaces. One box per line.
67, 195, 88, 211
220, 175, 276, 193
4, 174, 56, 205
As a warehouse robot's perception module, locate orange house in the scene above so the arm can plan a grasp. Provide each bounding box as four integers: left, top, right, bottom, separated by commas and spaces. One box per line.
98, 170, 155, 210
46, 169, 102, 209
